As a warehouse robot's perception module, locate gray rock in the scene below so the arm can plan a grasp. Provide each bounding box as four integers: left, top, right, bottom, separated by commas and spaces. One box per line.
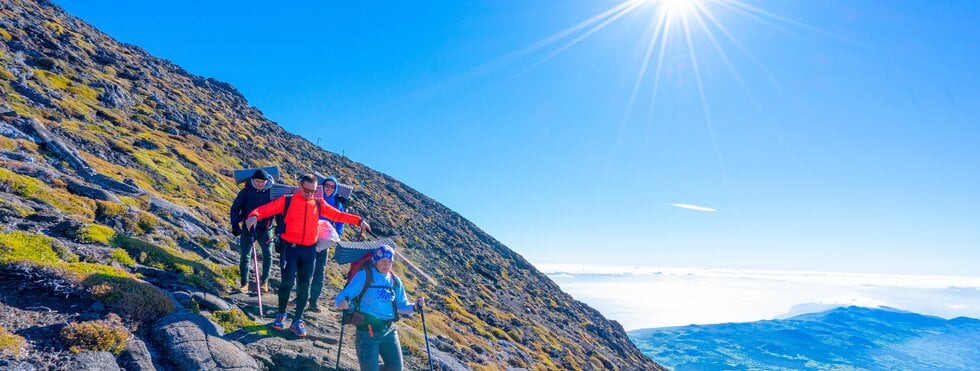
190, 292, 231, 312
246, 336, 345, 370
67, 179, 122, 203
152, 310, 258, 371
95, 82, 134, 109
118, 336, 156, 371
70, 351, 121, 371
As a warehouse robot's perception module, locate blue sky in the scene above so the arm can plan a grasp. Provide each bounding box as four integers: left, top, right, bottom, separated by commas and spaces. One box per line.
54, 0, 980, 275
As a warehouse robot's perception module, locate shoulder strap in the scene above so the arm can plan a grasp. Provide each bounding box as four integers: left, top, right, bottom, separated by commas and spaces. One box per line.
354, 267, 373, 309
391, 274, 401, 321
275, 195, 293, 236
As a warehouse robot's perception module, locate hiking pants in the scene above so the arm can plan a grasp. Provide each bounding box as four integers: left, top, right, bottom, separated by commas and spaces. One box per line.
308, 248, 329, 305
239, 227, 273, 286
277, 243, 316, 321
356, 326, 403, 371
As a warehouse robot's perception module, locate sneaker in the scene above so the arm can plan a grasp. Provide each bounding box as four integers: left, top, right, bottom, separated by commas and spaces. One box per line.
289, 320, 307, 337
261, 282, 270, 293
308, 303, 322, 313
270, 313, 287, 331
238, 284, 249, 293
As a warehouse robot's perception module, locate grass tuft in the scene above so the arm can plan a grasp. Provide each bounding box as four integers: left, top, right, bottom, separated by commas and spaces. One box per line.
60, 313, 129, 354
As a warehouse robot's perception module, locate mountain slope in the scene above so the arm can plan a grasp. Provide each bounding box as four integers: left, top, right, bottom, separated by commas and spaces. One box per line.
0, 0, 662, 369
629, 306, 980, 370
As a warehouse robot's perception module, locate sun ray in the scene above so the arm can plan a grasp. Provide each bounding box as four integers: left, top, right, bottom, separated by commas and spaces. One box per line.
680, 6, 729, 187
617, 7, 669, 137
689, 2, 765, 113
692, 1, 785, 95
643, 8, 674, 141
504, 0, 646, 84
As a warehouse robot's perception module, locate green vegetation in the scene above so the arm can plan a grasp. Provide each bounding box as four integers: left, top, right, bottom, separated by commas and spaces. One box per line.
0, 325, 26, 358
220, 265, 239, 287
111, 234, 225, 291
0, 168, 96, 221
210, 307, 256, 333
0, 231, 175, 324
60, 313, 129, 354
76, 224, 116, 244
109, 249, 135, 267
95, 200, 128, 219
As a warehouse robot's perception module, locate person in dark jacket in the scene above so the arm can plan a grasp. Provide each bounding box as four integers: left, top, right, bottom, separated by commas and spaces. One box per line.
230, 169, 276, 293
307, 176, 346, 312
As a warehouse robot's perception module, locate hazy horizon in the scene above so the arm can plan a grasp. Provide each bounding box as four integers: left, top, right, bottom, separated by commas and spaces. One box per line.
536, 263, 980, 330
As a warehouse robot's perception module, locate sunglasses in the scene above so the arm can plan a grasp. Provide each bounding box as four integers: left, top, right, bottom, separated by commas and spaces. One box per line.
301, 187, 316, 194
323, 183, 336, 189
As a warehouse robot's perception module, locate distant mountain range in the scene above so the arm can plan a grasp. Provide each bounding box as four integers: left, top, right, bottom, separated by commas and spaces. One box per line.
629, 306, 980, 370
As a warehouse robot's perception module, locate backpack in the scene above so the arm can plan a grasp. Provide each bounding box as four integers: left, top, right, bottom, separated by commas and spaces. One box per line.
344, 263, 402, 324
273, 195, 320, 253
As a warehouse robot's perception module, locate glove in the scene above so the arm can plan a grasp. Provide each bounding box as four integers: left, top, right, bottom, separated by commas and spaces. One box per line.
232, 225, 242, 236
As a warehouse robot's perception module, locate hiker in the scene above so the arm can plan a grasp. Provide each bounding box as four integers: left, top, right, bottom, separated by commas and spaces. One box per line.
245, 174, 371, 337
229, 169, 275, 293
336, 245, 426, 371
308, 176, 347, 313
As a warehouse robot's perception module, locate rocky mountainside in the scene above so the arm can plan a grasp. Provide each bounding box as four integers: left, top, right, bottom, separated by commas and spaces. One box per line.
629, 306, 980, 370
0, 0, 663, 369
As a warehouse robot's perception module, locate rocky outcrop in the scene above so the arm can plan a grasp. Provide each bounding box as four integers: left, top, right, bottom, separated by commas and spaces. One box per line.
152, 310, 260, 371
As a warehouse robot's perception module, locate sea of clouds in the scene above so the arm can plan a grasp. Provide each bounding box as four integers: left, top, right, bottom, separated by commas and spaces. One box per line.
536, 264, 980, 330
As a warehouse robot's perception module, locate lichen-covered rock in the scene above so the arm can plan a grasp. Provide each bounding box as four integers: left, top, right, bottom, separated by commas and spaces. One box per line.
152, 310, 258, 371
117, 336, 155, 371
70, 351, 120, 371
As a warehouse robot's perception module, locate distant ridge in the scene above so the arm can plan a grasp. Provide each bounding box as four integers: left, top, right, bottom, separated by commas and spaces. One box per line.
629, 306, 980, 370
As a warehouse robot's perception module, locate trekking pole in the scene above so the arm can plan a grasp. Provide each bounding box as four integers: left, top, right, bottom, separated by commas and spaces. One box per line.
335, 310, 347, 370
251, 231, 264, 317
420, 302, 434, 371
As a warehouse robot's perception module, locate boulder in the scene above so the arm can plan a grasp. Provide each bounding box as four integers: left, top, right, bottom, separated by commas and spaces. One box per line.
190, 292, 231, 312
118, 336, 155, 371
66, 179, 121, 203
152, 310, 259, 370
70, 351, 120, 371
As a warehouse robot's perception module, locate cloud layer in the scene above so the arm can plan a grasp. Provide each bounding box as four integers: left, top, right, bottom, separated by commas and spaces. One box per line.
537, 264, 980, 330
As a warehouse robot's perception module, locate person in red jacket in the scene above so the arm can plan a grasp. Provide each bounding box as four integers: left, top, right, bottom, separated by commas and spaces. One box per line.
245, 174, 370, 337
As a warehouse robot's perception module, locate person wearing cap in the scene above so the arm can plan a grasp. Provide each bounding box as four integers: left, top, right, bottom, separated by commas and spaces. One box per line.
336, 245, 426, 371
246, 174, 371, 337
230, 169, 276, 293
307, 176, 346, 313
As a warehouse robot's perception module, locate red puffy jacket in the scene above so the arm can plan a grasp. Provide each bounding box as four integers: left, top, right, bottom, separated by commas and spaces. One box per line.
248, 193, 362, 246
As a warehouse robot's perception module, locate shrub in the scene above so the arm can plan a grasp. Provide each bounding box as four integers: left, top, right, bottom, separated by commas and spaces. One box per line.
109, 249, 135, 267
136, 212, 159, 234
85, 274, 175, 324
211, 307, 255, 333
76, 224, 116, 245
60, 313, 129, 354
95, 200, 128, 219
220, 265, 239, 287
0, 325, 26, 358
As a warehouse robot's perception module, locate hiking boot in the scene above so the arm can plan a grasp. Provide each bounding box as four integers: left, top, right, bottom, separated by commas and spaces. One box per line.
238, 284, 249, 293
261, 282, 270, 294
308, 303, 322, 313
289, 320, 307, 337
270, 313, 287, 331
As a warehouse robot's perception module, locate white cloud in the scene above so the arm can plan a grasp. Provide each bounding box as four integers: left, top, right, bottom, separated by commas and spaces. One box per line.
536, 263, 980, 330
667, 203, 716, 212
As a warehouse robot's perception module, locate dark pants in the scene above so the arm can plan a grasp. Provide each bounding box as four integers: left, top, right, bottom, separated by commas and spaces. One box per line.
308, 248, 330, 305
278, 243, 316, 322
356, 327, 403, 371
238, 227, 273, 286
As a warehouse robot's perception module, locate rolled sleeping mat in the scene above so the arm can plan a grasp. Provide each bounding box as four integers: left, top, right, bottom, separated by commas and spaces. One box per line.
233, 166, 281, 184
333, 238, 397, 264
270, 182, 353, 200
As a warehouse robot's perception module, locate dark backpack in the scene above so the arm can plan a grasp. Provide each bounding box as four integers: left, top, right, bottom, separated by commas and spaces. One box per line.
273, 195, 320, 253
